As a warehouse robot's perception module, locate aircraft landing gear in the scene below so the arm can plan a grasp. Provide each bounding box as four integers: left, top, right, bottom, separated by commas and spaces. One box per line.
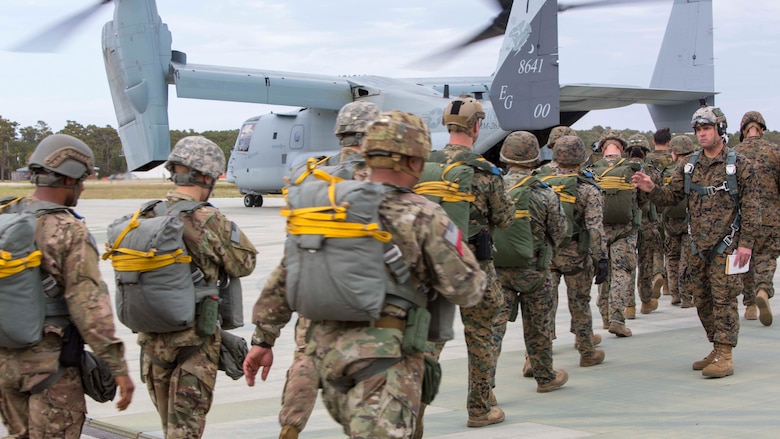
243, 194, 263, 207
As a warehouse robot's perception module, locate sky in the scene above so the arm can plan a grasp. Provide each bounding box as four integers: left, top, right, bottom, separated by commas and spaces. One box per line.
1, 0, 779, 136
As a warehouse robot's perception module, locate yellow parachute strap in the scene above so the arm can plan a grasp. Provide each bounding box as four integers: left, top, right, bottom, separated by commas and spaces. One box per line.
597, 175, 636, 191
101, 208, 193, 271
664, 176, 672, 186
293, 157, 342, 186
413, 161, 476, 202
539, 174, 578, 204
514, 209, 530, 219
0, 197, 24, 213
508, 175, 534, 192
0, 249, 42, 279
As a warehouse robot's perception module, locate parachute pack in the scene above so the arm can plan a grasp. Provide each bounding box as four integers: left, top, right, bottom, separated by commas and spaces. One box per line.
0, 197, 68, 349
533, 166, 595, 255
104, 199, 213, 334
492, 176, 551, 269
590, 158, 640, 225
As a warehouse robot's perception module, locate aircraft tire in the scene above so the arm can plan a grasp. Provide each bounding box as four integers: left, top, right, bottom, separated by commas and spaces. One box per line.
253, 195, 264, 207
244, 194, 254, 207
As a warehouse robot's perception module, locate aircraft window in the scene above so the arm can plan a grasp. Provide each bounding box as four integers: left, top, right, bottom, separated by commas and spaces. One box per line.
235, 123, 255, 152
273, 132, 278, 140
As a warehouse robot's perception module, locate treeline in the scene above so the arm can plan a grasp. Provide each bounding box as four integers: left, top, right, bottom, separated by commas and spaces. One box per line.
0, 116, 238, 179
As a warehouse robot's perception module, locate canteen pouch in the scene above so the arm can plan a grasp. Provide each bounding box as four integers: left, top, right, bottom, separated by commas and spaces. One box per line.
402, 307, 430, 356
421, 355, 442, 405
196, 295, 220, 337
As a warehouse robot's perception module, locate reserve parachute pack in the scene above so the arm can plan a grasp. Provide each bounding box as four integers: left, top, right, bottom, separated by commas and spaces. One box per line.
590, 158, 640, 225
662, 163, 687, 220
533, 166, 594, 255
104, 199, 212, 333
492, 176, 551, 269
0, 197, 68, 349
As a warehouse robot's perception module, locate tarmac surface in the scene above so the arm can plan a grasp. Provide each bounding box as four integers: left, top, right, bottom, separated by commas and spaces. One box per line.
3, 196, 780, 438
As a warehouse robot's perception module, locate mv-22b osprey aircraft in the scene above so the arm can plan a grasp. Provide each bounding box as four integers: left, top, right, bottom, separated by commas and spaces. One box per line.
17, 0, 715, 207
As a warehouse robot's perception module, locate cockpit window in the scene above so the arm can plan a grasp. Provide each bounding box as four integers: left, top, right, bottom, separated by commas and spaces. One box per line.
235, 123, 255, 152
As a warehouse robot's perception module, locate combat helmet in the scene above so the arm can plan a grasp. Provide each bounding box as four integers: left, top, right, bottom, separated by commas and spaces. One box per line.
553, 135, 587, 166
691, 106, 727, 135
362, 110, 431, 178
669, 135, 695, 156
547, 126, 576, 148
333, 101, 381, 147
500, 131, 540, 166
166, 136, 226, 187
442, 96, 485, 131
740, 111, 767, 133
28, 134, 95, 186
627, 134, 650, 152
597, 129, 627, 152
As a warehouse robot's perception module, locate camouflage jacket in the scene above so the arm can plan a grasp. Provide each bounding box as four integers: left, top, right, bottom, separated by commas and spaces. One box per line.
252, 185, 486, 345
31, 198, 129, 376
503, 168, 568, 251
735, 136, 780, 228
138, 190, 258, 348
323, 147, 370, 181
649, 146, 761, 253
438, 143, 515, 231
547, 162, 608, 260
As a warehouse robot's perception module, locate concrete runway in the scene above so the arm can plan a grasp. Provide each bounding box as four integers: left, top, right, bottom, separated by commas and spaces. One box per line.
3, 197, 780, 438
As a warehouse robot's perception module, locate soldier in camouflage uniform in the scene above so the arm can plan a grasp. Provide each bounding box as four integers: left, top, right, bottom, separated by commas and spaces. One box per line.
537, 135, 608, 367
138, 136, 258, 438
661, 136, 696, 308
493, 131, 569, 392
591, 129, 652, 337
434, 96, 514, 427
649, 128, 674, 300
278, 101, 380, 439
633, 106, 761, 377
0, 134, 134, 438
734, 111, 779, 326
538, 125, 576, 167
627, 134, 664, 315
244, 110, 485, 438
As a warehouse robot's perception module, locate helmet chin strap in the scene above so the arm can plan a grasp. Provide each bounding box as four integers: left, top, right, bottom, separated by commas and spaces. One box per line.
171, 171, 215, 199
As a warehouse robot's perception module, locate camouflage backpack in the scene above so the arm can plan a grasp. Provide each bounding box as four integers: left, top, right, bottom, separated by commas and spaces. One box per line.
589, 158, 641, 225
492, 176, 552, 269
0, 197, 68, 349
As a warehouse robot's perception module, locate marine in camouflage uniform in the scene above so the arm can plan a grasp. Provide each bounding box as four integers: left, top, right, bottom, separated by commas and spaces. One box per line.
538, 125, 576, 167
433, 96, 514, 426
591, 129, 651, 337
0, 134, 134, 438
244, 110, 485, 438
138, 136, 257, 438
493, 131, 569, 392
537, 135, 608, 366
649, 128, 674, 300
633, 106, 761, 377
734, 111, 779, 326
279, 101, 380, 439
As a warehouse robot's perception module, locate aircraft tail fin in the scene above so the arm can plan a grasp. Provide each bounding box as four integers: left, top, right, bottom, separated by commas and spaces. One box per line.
489, 0, 560, 131
102, 0, 172, 172
648, 0, 715, 132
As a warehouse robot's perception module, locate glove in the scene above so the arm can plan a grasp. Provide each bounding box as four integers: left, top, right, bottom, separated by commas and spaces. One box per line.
594, 259, 609, 285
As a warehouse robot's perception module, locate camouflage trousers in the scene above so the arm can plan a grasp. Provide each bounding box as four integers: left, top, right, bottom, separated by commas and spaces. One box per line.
307, 322, 423, 439
0, 334, 86, 439
663, 221, 692, 304
741, 225, 780, 306
685, 251, 742, 347
636, 222, 663, 304
279, 317, 319, 432
495, 267, 555, 384
460, 259, 503, 418
141, 332, 220, 439
597, 225, 638, 324
551, 258, 599, 356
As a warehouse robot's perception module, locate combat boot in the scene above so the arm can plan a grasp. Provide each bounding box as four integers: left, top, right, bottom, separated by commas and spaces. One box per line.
640, 299, 658, 314
624, 306, 636, 320
574, 333, 601, 350
489, 389, 498, 407
537, 369, 568, 393
692, 346, 717, 371
756, 289, 773, 326
671, 294, 681, 306
522, 354, 533, 378
702, 343, 733, 378
580, 349, 605, 367
608, 321, 632, 337
652, 273, 664, 298
279, 425, 300, 439
745, 304, 758, 320
681, 296, 694, 308
467, 407, 505, 427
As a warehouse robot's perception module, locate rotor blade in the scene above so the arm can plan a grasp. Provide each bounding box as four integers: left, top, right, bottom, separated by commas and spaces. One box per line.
559, 0, 667, 13
9, 0, 112, 53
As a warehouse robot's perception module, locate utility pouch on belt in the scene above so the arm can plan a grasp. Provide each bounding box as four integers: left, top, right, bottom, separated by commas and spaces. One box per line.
59, 323, 85, 368
402, 307, 430, 355
196, 295, 220, 337
81, 350, 117, 403
421, 355, 442, 405
471, 228, 493, 261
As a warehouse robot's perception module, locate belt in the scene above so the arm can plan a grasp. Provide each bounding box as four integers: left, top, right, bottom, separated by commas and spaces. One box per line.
320, 316, 405, 331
